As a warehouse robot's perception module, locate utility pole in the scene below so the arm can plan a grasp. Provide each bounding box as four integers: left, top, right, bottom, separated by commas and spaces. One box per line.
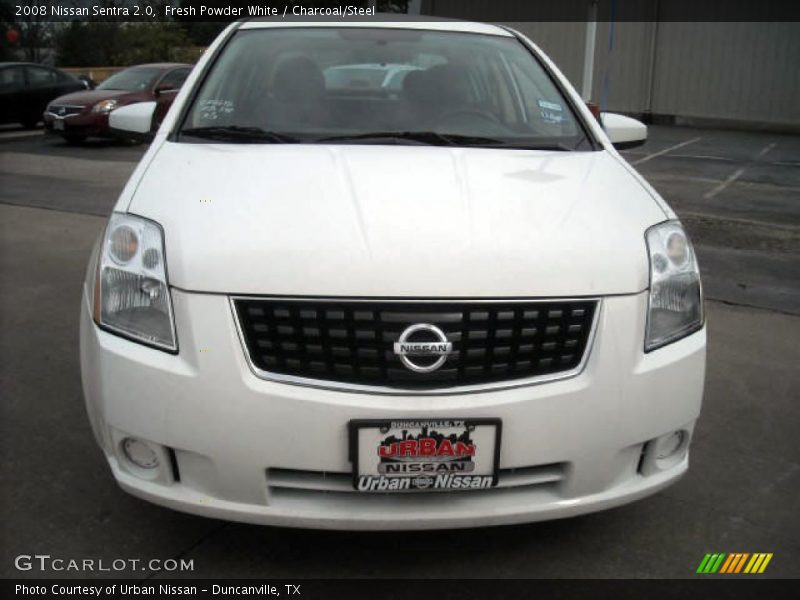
581, 0, 599, 101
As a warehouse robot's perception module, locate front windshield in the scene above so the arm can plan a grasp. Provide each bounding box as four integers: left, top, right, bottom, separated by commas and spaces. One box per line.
180, 27, 590, 149
98, 67, 162, 91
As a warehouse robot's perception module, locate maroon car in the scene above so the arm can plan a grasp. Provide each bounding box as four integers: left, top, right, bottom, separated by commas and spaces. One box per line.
43, 63, 191, 143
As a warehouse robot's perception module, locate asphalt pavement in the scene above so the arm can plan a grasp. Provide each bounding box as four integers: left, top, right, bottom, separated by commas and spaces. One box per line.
1, 125, 798, 579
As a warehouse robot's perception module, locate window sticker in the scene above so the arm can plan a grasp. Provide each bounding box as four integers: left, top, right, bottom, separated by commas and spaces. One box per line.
198, 99, 235, 121
537, 99, 566, 124
537, 99, 563, 112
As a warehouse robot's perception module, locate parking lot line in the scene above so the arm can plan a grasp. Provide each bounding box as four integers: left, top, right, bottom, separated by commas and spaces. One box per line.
757, 142, 777, 159
643, 153, 798, 169
670, 154, 736, 162
678, 210, 800, 231
703, 168, 746, 199
0, 130, 44, 141
631, 137, 702, 165
701, 142, 780, 199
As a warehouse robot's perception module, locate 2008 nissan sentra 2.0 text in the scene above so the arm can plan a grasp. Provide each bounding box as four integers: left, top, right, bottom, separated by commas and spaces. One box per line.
80, 17, 705, 530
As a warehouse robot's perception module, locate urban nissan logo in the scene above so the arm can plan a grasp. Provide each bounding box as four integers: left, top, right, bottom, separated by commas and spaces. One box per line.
393, 323, 452, 373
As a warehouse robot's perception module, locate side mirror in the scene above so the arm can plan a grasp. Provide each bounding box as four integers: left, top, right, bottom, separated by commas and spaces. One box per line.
77, 75, 95, 90
601, 112, 647, 150
109, 101, 157, 141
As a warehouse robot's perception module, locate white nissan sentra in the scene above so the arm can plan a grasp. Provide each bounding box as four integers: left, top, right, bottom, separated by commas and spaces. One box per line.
80, 18, 705, 529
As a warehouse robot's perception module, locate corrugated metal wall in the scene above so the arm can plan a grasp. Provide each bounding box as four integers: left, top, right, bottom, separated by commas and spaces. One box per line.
423, 2, 800, 129
500, 22, 587, 85
647, 21, 800, 125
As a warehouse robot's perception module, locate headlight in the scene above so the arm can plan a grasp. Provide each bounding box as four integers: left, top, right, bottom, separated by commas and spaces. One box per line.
645, 220, 703, 351
93, 213, 177, 352
92, 99, 119, 114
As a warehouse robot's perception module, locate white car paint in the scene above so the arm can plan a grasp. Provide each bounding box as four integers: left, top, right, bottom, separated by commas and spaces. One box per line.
131, 143, 664, 297
108, 101, 157, 134
81, 19, 705, 529
601, 112, 649, 147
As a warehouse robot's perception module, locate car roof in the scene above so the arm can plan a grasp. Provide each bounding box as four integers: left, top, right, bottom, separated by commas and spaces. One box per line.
240, 15, 512, 37
0, 62, 190, 71
120, 63, 192, 70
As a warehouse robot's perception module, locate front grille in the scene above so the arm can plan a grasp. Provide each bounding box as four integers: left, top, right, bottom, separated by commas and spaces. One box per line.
233, 298, 598, 391
48, 104, 84, 117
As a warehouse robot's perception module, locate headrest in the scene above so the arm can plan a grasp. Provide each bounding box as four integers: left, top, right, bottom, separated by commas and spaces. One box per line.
272, 56, 325, 102
403, 64, 472, 106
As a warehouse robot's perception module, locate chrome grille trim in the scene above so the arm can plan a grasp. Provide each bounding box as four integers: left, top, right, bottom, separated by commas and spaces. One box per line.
47, 104, 85, 118
230, 296, 601, 395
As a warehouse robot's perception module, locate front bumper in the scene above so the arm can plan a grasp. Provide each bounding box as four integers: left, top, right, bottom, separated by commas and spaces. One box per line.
43, 112, 110, 138
80, 288, 705, 530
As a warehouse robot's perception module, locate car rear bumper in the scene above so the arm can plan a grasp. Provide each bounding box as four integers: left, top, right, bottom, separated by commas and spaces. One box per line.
80, 287, 705, 530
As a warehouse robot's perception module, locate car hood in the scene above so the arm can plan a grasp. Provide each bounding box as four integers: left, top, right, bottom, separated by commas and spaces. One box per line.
128, 142, 666, 297
49, 89, 138, 107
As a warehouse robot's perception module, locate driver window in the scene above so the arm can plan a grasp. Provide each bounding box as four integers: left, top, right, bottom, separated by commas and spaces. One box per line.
26, 66, 57, 85
0, 67, 25, 89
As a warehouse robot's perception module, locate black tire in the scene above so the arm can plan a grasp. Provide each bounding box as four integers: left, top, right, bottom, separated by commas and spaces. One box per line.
20, 116, 39, 129
63, 134, 87, 145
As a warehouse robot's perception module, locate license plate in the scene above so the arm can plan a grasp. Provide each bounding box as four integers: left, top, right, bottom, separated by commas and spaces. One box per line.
349, 418, 501, 492
53, 119, 65, 131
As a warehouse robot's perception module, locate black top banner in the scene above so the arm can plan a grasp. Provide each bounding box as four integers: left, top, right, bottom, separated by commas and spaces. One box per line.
4, 0, 800, 23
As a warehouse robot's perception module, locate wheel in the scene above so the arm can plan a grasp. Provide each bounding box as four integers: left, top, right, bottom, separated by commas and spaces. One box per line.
63, 134, 87, 145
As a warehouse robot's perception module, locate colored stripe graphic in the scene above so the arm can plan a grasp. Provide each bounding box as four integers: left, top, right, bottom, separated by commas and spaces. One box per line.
724, 553, 748, 573
710, 553, 726, 573
734, 553, 750, 573
719, 554, 736, 573
724, 553, 750, 573
697, 553, 727, 573
744, 554, 761, 573
696, 554, 712, 573
758, 554, 773, 573
699, 552, 773, 574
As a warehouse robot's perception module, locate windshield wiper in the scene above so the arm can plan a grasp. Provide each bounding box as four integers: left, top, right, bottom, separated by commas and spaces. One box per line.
180, 126, 299, 144
315, 131, 579, 151
510, 142, 575, 151
181, 127, 581, 149
315, 131, 505, 147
